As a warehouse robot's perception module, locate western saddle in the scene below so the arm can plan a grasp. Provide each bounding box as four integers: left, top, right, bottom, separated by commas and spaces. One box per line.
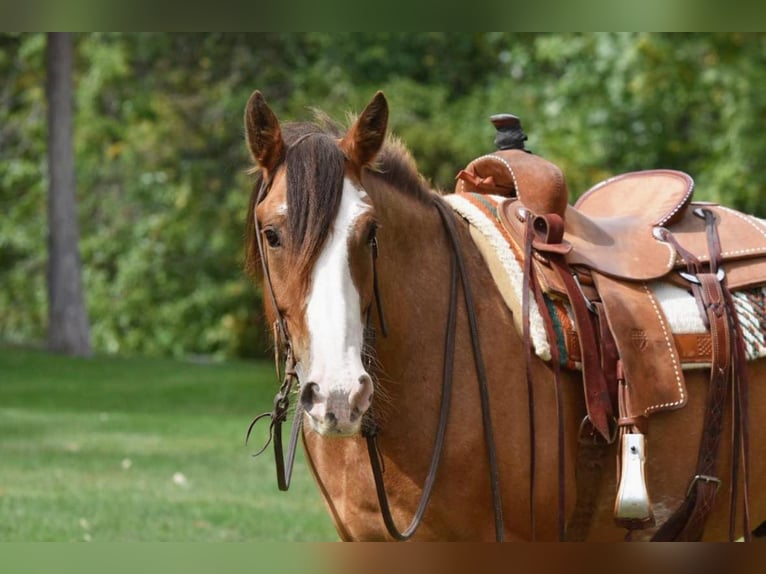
455, 114, 766, 541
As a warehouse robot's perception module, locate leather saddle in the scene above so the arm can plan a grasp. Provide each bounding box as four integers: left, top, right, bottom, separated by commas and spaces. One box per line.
458, 149, 766, 419
456, 142, 766, 539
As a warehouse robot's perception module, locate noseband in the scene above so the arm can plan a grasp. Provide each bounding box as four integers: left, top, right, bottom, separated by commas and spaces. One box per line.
247, 161, 504, 541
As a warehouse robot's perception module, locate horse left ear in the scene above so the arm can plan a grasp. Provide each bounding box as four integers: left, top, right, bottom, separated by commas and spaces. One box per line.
244, 90, 285, 175
341, 91, 388, 169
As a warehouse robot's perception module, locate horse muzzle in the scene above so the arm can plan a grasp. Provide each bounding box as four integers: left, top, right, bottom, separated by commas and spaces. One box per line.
299, 374, 374, 436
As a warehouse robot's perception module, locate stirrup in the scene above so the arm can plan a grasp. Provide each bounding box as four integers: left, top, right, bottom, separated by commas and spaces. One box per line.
614, 433, 655, 529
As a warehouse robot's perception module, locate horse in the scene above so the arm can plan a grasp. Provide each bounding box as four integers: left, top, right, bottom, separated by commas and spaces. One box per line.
243, 89, 766, 541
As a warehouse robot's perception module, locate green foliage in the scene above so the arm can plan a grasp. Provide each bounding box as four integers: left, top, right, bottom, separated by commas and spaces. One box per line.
0, 34, 48, 346
481, 33, 766, 207
2, 33, 766, 358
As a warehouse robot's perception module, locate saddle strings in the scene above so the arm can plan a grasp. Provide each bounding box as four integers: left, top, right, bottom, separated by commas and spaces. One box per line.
521, 213, 567, 541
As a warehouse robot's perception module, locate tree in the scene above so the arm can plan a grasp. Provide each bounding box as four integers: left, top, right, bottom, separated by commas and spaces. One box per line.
46, 32, 91, 356
1, 33, 762, 359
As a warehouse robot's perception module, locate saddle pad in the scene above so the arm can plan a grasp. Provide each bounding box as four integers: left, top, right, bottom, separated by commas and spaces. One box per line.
444, 192, 553, 361
446, 192, 766, 368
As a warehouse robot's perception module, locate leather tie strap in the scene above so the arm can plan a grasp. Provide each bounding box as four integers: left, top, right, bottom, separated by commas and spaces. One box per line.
521, 213, 567, 540
521, 215, 539, 538
652, 208, 751, 542
665, 272, 729, 541
455, 169, 502, 193
531, 213, 614, 442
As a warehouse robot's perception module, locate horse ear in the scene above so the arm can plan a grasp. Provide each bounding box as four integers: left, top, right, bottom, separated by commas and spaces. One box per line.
341, 91, 388, 169
244, 90, 285, 175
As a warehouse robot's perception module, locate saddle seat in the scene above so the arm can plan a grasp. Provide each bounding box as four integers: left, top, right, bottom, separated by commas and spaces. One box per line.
564, 170, 692, 280
458, 149, 766, 292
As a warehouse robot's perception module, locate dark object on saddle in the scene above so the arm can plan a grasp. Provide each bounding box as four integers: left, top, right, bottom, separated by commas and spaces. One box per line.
491, 114, 528, 151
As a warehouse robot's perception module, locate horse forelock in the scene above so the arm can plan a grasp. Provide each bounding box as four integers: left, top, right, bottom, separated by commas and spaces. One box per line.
283, 125, 346, 274
244, 122, 344, 280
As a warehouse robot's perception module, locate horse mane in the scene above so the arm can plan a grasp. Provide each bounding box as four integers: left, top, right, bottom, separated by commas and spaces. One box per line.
367, 134, 436, 204
245, 112, 437, 278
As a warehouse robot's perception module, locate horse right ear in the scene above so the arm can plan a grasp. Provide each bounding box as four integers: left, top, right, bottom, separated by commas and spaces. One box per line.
244, 90, 285, 175
341, 91, 388, 170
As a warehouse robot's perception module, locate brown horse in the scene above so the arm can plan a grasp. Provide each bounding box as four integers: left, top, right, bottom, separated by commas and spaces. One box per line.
243, 90, 766, 541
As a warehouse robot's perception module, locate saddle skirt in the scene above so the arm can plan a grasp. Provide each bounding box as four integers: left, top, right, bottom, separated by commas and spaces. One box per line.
445, 191, 766, 370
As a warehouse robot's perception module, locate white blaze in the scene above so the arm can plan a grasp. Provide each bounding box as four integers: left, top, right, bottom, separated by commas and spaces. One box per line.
304, 178, 370, 394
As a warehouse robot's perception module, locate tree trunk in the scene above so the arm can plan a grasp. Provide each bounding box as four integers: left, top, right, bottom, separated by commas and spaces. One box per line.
46, 32, 91, 356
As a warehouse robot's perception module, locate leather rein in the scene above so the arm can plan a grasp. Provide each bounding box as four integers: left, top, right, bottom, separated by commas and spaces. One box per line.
247, 166, 505, 541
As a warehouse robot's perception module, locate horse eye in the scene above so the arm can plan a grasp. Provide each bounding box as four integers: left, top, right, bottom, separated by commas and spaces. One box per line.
264, 228, 282, 248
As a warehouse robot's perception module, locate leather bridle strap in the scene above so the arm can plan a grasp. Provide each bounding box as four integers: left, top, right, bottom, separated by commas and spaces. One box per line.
363, 204, 458, 540
246, 173, 304, 491
363, 197, 505, 541
251, 131, 319, 346
247, 137, 318, 490
370, 235, 389, 338
254, 175, 289, 347
434, 197, 505, 542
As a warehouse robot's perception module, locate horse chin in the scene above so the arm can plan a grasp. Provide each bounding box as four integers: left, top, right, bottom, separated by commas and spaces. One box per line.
306, 416, 361, 438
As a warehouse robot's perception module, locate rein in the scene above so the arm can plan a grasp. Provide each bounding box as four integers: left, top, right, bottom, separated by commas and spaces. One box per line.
362, 198, 504, 541
247, 167, 504, 540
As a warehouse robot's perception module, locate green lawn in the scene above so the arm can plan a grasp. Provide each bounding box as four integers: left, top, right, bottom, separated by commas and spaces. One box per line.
0, 346, 338, 541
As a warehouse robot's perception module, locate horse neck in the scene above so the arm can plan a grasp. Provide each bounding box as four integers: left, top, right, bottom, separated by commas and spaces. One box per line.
363, 176, 470, 420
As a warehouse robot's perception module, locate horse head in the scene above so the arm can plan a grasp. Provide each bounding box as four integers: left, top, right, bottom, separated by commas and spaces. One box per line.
244, 91, 388, 437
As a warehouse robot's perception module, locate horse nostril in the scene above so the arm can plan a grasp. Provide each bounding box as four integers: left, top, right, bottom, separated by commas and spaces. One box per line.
300, 382, 320, 412
349, 374, 374, 416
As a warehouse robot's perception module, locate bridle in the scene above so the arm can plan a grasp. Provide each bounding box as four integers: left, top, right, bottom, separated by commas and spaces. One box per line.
247, 156, 505, 541
245, 169, 301, 492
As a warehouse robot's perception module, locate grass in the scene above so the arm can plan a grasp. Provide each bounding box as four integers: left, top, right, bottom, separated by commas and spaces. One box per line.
0, 346, 338, 541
